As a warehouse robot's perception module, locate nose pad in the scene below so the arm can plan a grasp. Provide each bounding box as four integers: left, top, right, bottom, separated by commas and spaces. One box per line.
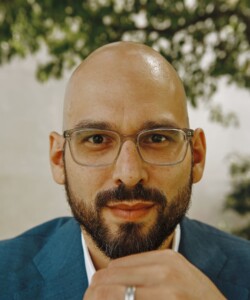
112, 140, 148, 187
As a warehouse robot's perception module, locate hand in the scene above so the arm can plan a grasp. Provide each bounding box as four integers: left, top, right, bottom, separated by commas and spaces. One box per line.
83, 250, 226, 300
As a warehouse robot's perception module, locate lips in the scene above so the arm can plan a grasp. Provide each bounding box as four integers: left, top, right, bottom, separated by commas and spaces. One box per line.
106, 201, 155, 221
108, 202, 154, 209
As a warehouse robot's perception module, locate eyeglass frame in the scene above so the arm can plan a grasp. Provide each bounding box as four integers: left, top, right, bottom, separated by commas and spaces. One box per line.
63, 127, 194, 167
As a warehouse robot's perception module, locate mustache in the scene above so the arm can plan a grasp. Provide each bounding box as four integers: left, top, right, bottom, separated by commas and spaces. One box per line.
95, 183, 167, 209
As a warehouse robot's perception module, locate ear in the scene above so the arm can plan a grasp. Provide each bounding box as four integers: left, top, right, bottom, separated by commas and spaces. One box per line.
49, 131, 65, 185
192, 128, 206, 184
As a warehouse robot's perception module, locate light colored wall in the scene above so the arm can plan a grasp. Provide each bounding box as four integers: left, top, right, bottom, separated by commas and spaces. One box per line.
0, 55, 249, 239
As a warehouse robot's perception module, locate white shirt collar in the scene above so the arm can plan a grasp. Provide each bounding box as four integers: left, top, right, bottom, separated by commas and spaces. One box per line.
81, 224, 181, 285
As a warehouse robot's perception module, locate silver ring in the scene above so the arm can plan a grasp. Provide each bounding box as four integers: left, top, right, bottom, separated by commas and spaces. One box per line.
124, 286, 136, 300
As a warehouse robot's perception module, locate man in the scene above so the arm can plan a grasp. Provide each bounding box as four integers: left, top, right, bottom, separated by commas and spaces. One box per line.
0, 42, 249, 300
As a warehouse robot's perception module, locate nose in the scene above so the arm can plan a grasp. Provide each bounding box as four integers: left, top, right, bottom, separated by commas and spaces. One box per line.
112, 140, 148, 187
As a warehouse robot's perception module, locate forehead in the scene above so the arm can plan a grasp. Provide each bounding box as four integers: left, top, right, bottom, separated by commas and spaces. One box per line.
64, 44, 188, 132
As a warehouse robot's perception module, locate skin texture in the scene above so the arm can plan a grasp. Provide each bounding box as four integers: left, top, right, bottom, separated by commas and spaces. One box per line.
49, 42, 225, 299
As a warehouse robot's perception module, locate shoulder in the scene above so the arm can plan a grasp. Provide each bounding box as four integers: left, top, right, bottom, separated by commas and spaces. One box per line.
180, 217, 250, 289
0, 217, 74, 270
181, 217, 250, 253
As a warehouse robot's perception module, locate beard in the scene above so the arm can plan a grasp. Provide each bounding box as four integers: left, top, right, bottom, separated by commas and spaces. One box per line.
64, 165, 193, 259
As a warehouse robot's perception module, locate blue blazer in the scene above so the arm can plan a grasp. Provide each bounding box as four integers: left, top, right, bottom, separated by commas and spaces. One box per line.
0, 217, 249, 299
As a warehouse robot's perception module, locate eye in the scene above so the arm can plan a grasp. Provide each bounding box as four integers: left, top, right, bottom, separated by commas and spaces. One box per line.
140, 130, 180, 146
88, 134, 105, 144
150, 134, 166, 143
74, 130, 118, 151
143, 133, 170, 144
75, 132, 112, 146
84, 133, 117, 147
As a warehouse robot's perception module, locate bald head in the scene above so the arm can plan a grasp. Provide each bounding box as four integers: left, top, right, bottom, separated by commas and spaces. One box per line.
63, 41, 188, 131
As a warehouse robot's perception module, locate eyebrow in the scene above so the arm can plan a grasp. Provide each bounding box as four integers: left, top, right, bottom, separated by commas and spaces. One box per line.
73, 120, 114, 131
71, 119, 182, 132
139, 120, 181, 131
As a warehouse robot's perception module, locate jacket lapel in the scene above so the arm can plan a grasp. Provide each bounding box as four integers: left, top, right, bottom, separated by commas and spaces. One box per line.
14, 218, 88, 300
179, 217, 249, 300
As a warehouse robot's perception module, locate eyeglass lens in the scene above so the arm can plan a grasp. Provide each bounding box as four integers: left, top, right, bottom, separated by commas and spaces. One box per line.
67, 129, 190, 166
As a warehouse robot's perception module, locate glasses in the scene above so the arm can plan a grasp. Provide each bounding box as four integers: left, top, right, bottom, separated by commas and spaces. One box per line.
63, 127, 194, 167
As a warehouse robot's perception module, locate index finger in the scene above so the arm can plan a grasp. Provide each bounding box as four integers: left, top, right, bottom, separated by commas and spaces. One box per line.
108, 249, 182, 268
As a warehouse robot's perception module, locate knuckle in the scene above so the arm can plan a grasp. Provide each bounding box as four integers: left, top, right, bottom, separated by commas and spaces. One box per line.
164, 249, 179, 258
91, 269, 106, 285
91, 267, 118, 286
85, 284, 123, 300
87, 285, 111, 300
162, 249, 185, 265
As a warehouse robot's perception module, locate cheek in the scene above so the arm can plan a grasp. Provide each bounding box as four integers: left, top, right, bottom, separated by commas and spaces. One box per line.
149, 159, 192, 198
66, 159, 112, 201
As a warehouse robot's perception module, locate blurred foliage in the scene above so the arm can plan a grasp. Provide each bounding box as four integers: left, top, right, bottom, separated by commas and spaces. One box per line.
225, 155, 250, 239
0, 0, 249, 113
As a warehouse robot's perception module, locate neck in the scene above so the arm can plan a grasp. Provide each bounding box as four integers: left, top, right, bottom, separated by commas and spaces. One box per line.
82, 229, 110, 269
81, 228, 175, 270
